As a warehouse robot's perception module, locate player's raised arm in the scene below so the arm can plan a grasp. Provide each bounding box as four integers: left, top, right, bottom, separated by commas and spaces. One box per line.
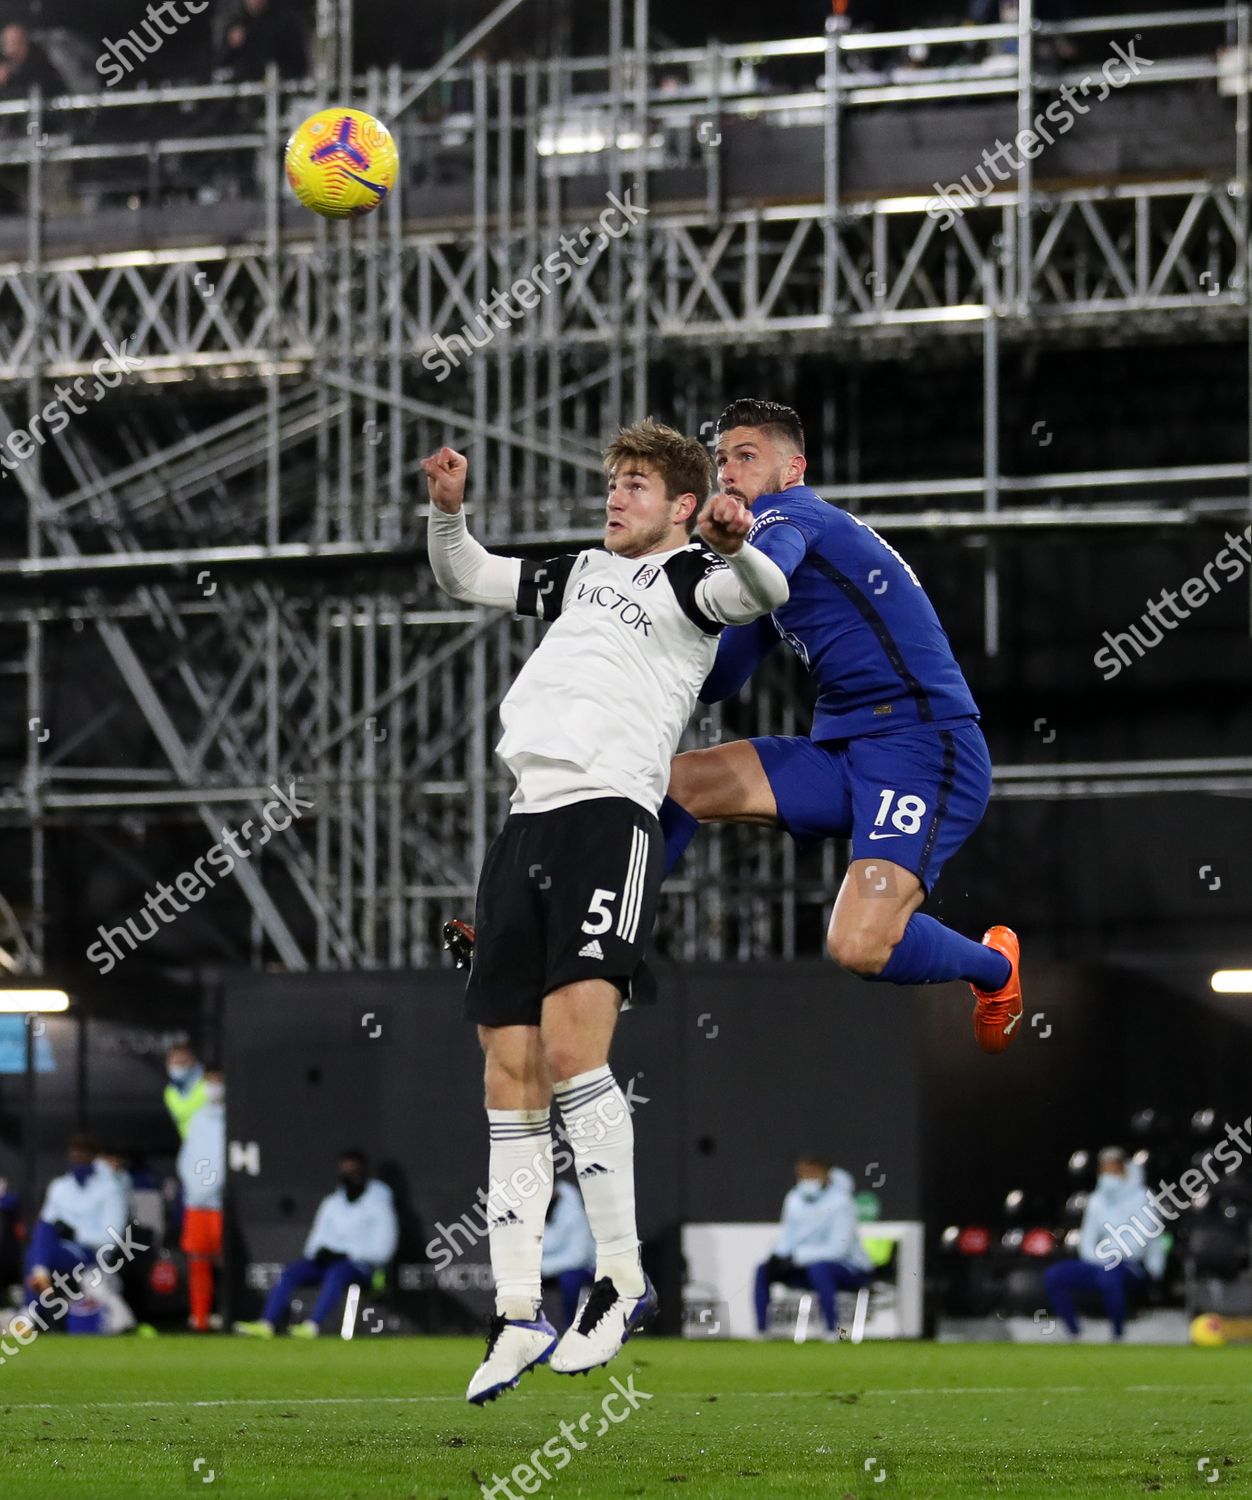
423, 447, 576, 619
422, 446, 522, 610
692, 492, 790, 625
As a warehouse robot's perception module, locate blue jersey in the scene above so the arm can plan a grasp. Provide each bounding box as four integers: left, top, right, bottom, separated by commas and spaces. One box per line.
701, 486, 978, 740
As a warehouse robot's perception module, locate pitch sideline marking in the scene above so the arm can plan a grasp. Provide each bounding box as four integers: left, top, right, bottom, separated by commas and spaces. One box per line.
2, 1383, 1247, 1412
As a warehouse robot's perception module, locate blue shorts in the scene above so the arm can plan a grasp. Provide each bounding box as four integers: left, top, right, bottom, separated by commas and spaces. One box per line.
752, 718, 992, 892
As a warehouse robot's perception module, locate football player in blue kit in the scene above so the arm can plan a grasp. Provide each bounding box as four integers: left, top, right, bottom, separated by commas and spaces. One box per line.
661, 400, 1024, 1053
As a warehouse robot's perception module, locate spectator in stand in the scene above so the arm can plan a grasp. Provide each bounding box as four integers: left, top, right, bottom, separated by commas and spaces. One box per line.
177, 1067, 226, 1331
541, 1178, 597, 1330
217, 0, 306, 81
1043, 1146, 1165, 1340
0, 22, 65, 100
164, 1043, 207, 1140
754, 1154, 873, 1338
235, 1149, 397, 1338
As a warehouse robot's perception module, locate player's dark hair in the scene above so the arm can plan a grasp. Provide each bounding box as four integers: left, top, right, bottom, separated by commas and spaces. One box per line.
339, 1148, 368, 1167
603, 417, 714, 534
795, 1150, 831, 1170
68, 1132, 98, 1155
715, 399, 806, 456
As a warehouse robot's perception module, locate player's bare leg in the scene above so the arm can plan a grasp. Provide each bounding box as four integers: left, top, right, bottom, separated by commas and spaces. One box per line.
666, 741, 779, 827
467, 1022, 556, 1405
666, 741, 1023, 1052
539, 978, 619, 1084
541, 979, 657, 1375
827, 858, 926, 976
828, 858, 1022, 1052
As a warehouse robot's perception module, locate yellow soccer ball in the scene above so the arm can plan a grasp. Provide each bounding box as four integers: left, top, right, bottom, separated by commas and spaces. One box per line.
1190, 1314, 1227, 1347
284, 107, 398, 220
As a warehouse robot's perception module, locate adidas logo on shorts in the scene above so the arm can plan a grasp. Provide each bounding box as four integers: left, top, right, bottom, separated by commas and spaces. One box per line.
578, 938, 604, 960
578, 1163, 609, 1178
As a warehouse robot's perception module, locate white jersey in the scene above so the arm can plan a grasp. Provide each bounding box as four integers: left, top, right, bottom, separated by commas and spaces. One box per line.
500, 542, 730, 815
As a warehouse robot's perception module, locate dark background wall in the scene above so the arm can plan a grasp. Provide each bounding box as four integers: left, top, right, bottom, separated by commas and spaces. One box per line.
7, 957, 1248, 1322
212, 960, 1252, 1323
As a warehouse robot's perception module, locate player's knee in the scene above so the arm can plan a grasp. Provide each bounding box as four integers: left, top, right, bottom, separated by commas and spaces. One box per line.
542, 1038, 600, 1087
827, 926, 890, 977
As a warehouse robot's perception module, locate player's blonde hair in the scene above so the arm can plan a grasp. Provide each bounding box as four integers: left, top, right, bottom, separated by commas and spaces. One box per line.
603, 417, 714, 534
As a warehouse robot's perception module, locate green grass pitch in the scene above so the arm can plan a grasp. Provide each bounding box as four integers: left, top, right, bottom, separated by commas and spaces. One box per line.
0, 1336, 1247, 1498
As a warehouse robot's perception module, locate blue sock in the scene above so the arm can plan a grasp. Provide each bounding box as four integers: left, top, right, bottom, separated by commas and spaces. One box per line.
868, 912, 1011, 990
659, 796, 700, 876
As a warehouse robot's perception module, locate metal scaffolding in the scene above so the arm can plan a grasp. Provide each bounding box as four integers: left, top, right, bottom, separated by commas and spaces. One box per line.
0, 4, 1248, 973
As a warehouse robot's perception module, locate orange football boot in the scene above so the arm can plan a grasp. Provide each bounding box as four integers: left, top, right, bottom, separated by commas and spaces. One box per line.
970, 925, 1023, 1054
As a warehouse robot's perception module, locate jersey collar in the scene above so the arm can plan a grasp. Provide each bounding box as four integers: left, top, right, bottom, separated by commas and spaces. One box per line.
751, 485, 819, 508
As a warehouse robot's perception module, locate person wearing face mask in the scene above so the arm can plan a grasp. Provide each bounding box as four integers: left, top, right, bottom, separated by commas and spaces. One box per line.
235, 1150, 397, 1338
177, 1068, 226, 1331
1043, 1146, 1166, 1340
753, 1155, 872, 1337
164, 1044, 207, 1140
21, 1134, 136, 1333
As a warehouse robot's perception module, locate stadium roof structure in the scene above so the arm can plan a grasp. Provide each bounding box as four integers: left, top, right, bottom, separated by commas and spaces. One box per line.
0, 0, 1248, 973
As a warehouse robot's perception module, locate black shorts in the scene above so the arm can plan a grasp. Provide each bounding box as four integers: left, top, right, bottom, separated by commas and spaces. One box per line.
465, 797, 664, 1028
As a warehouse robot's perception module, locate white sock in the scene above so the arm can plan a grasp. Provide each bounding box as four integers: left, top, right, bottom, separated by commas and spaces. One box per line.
486, 1108, 554, 1321
553, 1066, 644, 1298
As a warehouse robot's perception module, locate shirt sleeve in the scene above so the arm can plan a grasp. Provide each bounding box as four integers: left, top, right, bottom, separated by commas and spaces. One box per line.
515, 554, 581, 620
359, 1186, 399, 1266
1079, 1198, 1104, 1264
745, 513, 809, 579
775, 1191, 800, 1258
426, 508, 522, 609
304, 1196, 333, 1259
695, 541, 790, 625
698, 615, 779, 703
665, 542, 788, 635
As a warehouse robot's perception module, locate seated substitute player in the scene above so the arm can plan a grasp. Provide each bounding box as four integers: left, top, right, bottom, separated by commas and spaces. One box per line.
423, 421, 788, 1404
235, 1149, 397, 1338
661, 399, 1023, 1053
754, 1156, 871, 1338
21, 1134, 136, 1335
1043, 1146, 1164, 1340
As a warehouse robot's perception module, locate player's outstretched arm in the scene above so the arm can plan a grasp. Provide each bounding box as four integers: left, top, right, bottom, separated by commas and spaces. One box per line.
422, 446, 522, 609
694, 493, 790, 625
698, 615, 779, 703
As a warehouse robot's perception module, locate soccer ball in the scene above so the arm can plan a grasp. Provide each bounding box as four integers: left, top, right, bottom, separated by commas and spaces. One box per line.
1190, 1313, 1226, 1347
284, 108, 399, 220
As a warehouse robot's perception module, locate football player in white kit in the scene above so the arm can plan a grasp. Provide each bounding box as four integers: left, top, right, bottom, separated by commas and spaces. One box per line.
423, 420, 788, 1404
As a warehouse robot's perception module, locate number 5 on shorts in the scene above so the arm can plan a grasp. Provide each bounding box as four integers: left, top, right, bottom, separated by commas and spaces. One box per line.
581, 888, 618, 935
874, 789, 928, 835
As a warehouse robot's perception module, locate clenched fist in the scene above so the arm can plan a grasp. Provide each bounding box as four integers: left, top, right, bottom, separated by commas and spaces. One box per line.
697, 492, 754, 556
422, 446, 468, 514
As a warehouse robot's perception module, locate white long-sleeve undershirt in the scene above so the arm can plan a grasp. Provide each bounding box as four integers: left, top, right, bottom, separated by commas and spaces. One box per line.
426, 507, 789, 623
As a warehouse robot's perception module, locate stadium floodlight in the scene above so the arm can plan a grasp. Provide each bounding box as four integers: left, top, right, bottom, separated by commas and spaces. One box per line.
0, 989, 69, 1012
1210, 970, 1252, 994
